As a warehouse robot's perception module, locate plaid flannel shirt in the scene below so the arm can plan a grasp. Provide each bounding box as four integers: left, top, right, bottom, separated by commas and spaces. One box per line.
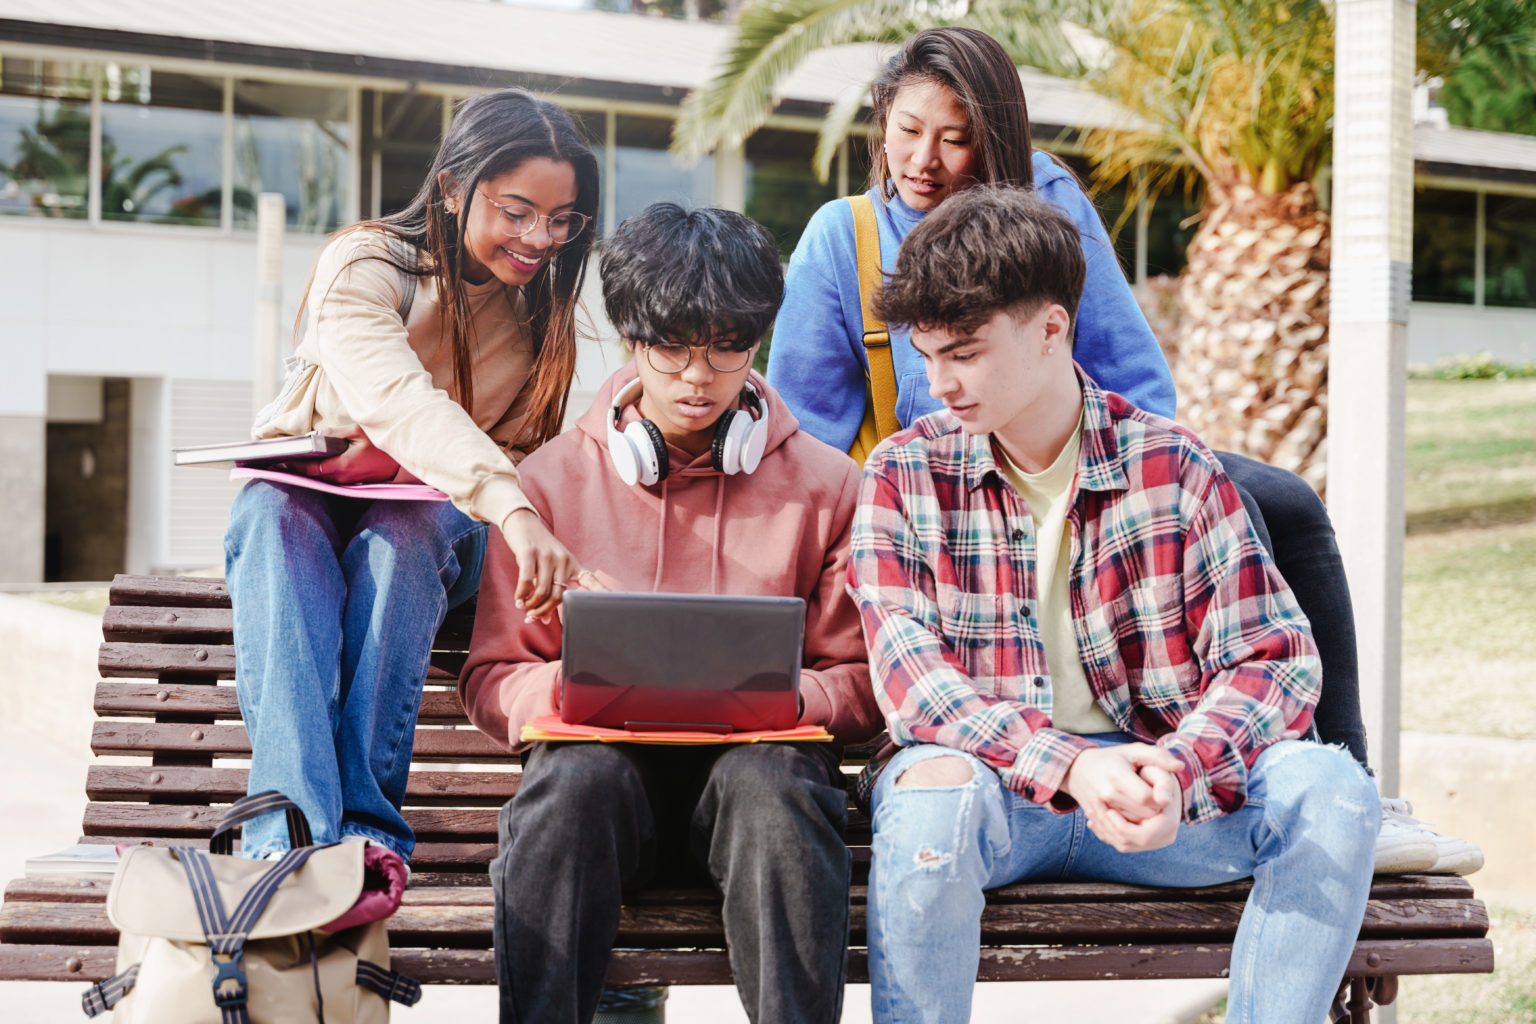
847, 372, 1320, 824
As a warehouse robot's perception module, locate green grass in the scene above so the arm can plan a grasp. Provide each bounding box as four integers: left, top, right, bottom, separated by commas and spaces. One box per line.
1192, 905, 1536, 1023
12, 589, 110, 617
1405, 379, 1536, 529
1398, 905, 1536, 1024
1402, 378, 1536, 739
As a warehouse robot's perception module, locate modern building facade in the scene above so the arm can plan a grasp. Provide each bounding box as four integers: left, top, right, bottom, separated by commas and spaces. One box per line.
2, 0, 1533, 581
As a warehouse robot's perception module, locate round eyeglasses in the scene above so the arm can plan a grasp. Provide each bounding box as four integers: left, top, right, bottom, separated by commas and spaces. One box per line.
475, 189, 590, 244
643, 341, 755, 374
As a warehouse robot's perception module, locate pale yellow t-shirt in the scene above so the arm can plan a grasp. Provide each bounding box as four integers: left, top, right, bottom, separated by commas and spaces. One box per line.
996, 417, 1117, 735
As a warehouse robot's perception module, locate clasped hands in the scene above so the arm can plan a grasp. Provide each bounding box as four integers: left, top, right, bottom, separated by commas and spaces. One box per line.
1060, 743, 1184, 853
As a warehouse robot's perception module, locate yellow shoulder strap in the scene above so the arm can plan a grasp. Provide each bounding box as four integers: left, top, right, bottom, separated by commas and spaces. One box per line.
847, 195, 901, 463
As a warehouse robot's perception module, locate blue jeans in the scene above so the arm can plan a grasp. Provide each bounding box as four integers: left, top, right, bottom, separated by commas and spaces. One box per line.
224, 480, 486, 860
866, 739, 1379, 1024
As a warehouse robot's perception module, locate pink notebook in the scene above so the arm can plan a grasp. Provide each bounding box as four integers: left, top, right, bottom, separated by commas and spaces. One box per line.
230, 467, 450, 502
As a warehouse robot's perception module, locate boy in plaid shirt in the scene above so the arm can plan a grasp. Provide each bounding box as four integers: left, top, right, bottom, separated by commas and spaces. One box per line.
848, 185, 1379, 1024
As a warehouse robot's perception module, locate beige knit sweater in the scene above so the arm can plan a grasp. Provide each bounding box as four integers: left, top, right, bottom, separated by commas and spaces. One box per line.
256, 228, 541, 530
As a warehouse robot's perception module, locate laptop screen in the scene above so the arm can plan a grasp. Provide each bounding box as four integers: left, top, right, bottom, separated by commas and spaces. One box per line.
559, 591, 806, 733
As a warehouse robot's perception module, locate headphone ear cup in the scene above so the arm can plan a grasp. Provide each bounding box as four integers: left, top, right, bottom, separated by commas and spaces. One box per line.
627, 418, 668, 485
738, 412, 769, 474
712, 409, 750, 474
606, 421, 642, 486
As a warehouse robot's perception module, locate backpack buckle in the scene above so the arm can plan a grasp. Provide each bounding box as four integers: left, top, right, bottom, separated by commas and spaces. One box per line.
209, 950, 248, 1008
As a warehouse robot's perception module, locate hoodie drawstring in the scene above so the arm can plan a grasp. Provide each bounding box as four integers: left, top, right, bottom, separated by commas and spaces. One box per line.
652, 477, 670, 591
711, 477, 725, 595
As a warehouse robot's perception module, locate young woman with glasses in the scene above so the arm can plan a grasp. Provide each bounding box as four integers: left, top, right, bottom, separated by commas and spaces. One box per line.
224, 88, 600, 863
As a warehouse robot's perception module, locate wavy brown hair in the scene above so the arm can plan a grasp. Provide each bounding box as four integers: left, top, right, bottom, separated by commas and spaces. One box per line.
876, 184, 1084, 343
317, 88, 599, 449
868, 27, 1036, 201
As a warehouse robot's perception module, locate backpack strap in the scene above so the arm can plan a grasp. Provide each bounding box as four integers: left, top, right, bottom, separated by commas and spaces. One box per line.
846, 195, 901, 460
357, 960, 424, 1006
81, 964, 139, 1018
210, 791, 313, 856
174, 844, 321, 1024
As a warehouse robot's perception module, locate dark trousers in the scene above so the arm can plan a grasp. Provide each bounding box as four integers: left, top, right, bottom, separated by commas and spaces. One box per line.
1219, 451, 1370, 766
491, 741, 851, 1024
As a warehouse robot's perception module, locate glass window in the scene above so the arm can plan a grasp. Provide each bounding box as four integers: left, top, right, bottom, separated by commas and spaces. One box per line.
1412, 187, 1476, 304
0, 58, 93, 219
99, 66, 224, 226
234, 80, 350, 233
563, 108, 607, 234
1143, 185, 1201, 279
847, 131, 874, 192
613, 115, 712, 230
1484, 193, 1536, 309
1056, 153, 1135, 275
744, 128, 837, 257
373, 90, 444, 218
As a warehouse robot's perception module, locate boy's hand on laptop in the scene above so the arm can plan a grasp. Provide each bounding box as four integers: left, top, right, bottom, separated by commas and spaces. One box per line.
1062, 743, 1183, 853
501, 509, 584, 623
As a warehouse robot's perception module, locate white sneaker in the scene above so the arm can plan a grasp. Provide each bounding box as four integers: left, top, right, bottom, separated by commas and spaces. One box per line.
1378, 797, 1484, 875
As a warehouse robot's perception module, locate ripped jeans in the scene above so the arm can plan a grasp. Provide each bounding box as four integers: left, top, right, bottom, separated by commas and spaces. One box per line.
866, 738, 1380, 1024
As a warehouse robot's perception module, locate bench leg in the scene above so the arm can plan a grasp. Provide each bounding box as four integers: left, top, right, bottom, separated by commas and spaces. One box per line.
1332, 975, 1400, 1023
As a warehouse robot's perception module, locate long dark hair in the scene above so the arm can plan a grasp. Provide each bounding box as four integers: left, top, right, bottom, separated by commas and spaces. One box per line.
326, 89, 599, 449
868, 27, 1035, 200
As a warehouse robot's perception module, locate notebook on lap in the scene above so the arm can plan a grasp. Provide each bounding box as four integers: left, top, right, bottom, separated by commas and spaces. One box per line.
559, 591, 805, 734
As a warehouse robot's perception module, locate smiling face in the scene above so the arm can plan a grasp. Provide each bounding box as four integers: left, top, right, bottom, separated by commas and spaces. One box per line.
883, 79, 980, 212
632, 336, 759, 457
455, 157, 578, 287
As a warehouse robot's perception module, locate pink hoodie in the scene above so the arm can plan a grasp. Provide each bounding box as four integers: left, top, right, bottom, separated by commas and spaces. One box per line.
459, 363, 881, 751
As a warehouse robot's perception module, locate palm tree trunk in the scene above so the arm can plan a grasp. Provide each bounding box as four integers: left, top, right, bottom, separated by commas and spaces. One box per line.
1173, 181, 1331, 492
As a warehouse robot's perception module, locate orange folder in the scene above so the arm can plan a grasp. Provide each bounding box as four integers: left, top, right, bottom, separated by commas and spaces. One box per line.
520, 714, 832, 745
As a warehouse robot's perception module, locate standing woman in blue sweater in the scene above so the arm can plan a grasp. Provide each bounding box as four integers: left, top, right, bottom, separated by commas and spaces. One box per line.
769, 26, 1384, 806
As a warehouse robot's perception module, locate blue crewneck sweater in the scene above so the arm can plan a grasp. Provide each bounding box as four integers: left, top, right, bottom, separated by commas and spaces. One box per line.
768, 150, 1177, 452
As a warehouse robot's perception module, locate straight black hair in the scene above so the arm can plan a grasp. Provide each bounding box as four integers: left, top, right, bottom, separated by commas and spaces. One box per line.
600, 203, 783, 351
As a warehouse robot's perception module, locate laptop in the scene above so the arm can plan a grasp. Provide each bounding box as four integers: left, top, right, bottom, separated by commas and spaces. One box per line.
559, 591, 805, 734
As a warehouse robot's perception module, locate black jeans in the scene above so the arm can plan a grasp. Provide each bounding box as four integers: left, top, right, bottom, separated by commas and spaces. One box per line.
491, 741, 851, 1024
1218, 451, 1370, 767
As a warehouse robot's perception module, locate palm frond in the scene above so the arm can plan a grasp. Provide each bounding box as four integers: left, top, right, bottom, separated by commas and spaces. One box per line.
673, 0, 916, 161
812, 74, 877, 183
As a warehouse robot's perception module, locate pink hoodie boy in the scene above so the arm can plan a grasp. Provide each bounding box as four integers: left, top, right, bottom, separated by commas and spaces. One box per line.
459, 363, 881, 751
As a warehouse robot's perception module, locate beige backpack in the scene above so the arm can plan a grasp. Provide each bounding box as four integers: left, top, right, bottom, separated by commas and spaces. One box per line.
81, 792, 420, 1023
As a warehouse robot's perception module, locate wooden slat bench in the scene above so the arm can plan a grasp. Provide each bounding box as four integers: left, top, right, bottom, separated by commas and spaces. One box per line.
0, 574, 1495, 1020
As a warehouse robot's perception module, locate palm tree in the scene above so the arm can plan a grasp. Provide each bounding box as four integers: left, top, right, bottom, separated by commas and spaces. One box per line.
675, 0, 1528, 489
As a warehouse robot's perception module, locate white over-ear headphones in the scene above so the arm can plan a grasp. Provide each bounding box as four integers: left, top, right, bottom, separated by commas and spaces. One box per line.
606, 377, 771, 486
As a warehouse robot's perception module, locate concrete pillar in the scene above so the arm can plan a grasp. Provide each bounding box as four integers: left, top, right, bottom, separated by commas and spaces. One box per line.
0, 416, 45, 583
254, 193, 287, 419
1329, 0, 1415, 817
712, 139, 746, 214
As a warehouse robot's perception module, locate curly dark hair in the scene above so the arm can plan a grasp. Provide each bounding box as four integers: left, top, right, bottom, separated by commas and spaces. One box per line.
600, 203, 783, 350
876, 184, 1083, 343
